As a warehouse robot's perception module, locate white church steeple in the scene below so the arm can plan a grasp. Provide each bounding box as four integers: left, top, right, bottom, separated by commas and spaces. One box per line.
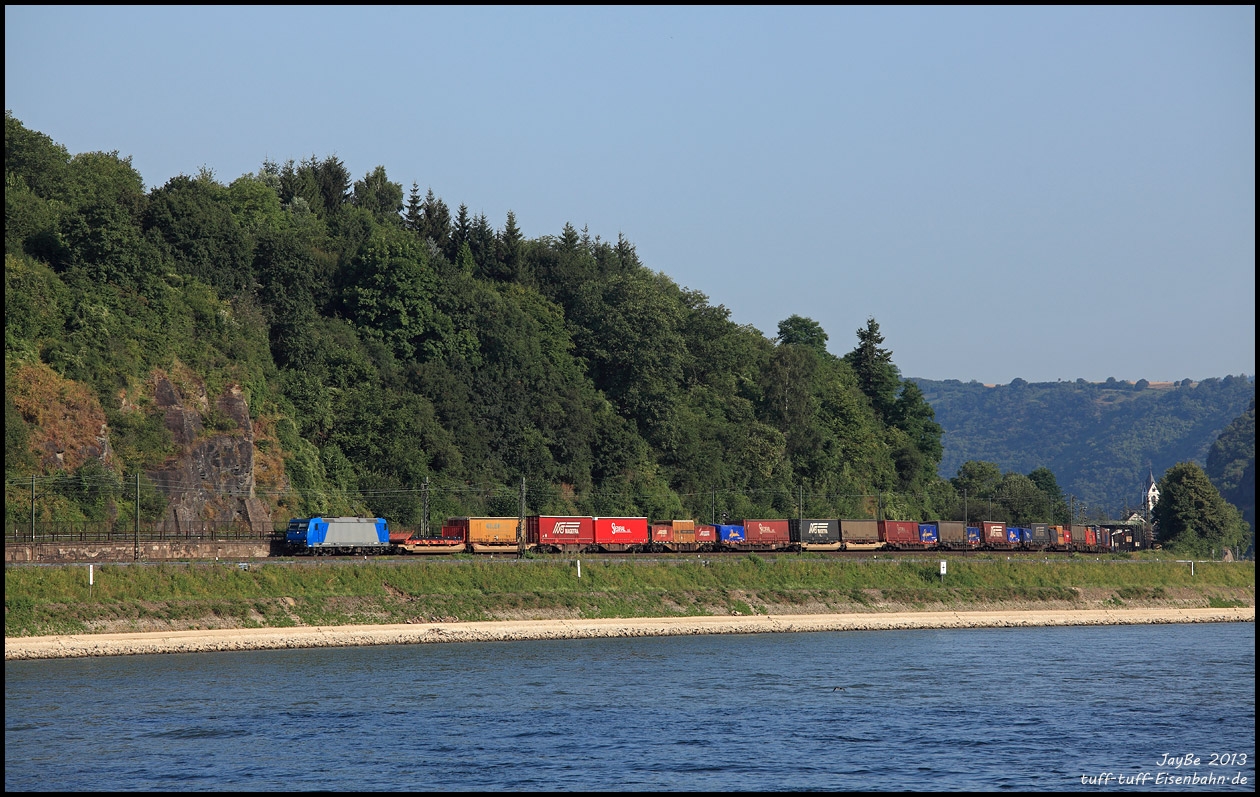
1143, 466, 1159, 515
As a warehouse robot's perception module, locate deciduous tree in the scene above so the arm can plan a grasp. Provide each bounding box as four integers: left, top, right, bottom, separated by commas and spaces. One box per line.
1153, 462, 1249, 557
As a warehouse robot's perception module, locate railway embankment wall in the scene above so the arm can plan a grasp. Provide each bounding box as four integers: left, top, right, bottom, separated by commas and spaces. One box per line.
5, 541, 277, 564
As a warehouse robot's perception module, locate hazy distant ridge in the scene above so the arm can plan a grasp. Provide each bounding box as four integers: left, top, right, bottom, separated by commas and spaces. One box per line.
912, 376, 1255, 516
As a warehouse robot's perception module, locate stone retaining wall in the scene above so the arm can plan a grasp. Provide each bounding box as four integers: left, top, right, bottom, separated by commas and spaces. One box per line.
4, 540, 276, 564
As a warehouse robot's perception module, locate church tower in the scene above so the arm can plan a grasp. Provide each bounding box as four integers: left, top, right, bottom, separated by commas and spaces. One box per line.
1140, 466, 1159, 550
1143, 467, 1159, 515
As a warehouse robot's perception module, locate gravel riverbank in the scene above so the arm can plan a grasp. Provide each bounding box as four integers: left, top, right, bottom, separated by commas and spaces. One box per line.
5, 606, 1253, 660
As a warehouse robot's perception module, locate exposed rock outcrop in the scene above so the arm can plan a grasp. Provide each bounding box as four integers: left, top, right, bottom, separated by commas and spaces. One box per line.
146, 376, 272, 531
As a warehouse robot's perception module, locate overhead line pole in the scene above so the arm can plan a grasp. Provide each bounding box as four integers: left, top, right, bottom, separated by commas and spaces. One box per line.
134, 472, 140, 561
517, 476, 526, 559
422, 477, 430, 538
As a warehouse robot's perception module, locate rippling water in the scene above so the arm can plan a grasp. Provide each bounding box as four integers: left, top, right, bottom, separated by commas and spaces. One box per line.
6, 622, 1255, 791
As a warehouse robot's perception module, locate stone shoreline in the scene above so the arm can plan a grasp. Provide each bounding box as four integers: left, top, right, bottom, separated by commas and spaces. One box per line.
5, 606, 1253, 660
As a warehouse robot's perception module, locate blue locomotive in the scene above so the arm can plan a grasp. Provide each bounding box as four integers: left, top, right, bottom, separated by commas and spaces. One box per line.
285, 516, 391, 555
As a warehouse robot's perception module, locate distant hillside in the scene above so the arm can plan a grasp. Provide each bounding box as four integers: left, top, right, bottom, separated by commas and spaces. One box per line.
1207, 399, 1256, 553
913, 376, 1256, 517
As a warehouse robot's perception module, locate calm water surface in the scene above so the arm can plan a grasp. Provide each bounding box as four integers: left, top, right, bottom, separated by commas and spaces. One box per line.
6, 622, 1255, 791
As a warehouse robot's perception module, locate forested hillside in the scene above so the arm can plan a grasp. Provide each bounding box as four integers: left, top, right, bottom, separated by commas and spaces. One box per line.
5, 113, 954, 528
5, 113, 1251, 534
915, 377, 1255, 517
1207, 399, 1256, 553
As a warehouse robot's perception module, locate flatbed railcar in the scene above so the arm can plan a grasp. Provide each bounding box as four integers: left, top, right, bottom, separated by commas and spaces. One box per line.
646, 520, 718, 553
728, 519, 795, 552
791, 518, 842, 551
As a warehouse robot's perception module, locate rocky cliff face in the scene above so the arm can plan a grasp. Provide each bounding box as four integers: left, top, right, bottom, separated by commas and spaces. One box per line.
10, 361, 114, 474
145, 375, 273, 531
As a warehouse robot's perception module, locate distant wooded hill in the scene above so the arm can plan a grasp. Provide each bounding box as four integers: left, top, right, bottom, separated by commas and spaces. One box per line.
912, 376, 1256, 518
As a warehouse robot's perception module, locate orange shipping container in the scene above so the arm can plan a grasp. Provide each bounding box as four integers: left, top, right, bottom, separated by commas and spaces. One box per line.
463, 517, 521, 546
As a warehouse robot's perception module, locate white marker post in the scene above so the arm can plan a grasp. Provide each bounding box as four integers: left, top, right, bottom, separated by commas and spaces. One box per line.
939, 560, 946, 586
577, 560, 581, 579
89, 564, 94, 598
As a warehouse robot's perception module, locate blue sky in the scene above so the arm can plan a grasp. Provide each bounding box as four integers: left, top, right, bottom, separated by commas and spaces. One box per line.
6, 6, 1254, 384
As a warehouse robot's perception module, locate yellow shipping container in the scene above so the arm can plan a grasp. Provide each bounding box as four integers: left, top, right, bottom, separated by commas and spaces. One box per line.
467, 517, 521, 545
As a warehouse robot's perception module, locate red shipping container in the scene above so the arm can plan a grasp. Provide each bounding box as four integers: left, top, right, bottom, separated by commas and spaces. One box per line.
651, 523, 675, 544
741, 519, 791, 544
1070, 525, 1094, 549
529, 516, 595, 550
593, 517, 649, 549
695, 525, 717, 544
879, 520, 921, 546
981, 521, 1008, 545
441, 524, 466, 541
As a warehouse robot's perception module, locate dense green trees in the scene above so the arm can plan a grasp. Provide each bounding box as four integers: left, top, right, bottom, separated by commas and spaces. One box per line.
1205, 399, 1255, 554
775, 315, 828, 354
145, 173, 253, 295
1153, 462, 1249, 557
351, 166, 404, 225
940, 460, 1076, 525
3, 114, 1252, 543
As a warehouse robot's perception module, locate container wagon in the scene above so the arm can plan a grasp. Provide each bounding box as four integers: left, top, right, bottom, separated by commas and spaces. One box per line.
880, 520, 929, 550
917, 522, 940, 548
649, 520, 717, 553
732, 519, 794, 552
1096, 527, 1113, 553
286, 516, 391, 555
715, 524, 748, 550
593, 517, 649, 552
1048, 525, 1071, 551
529, 515, 596, 553
1072, 525, 1097, 553
790, 518, 841, 551
937, 521, 971, 550
1026, 523, 1052, 551
445, 517, 522, 554
392, 523, 467, 554
980, 521, 1011, 550
840, 519, 883, 551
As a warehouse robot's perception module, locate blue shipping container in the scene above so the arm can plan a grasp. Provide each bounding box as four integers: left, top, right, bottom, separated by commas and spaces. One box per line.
716, 524, 746, 543
918, 523, 938, 544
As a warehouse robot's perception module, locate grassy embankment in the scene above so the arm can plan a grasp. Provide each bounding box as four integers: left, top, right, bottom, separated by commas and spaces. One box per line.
5, 553, 1254, 638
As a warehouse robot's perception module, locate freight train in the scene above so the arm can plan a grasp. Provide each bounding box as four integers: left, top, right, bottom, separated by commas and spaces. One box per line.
285, 515, 1125, 555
